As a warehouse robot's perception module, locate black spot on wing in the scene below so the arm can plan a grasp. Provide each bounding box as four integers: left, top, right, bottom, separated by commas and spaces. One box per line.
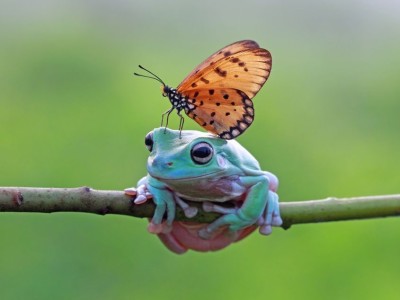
214, 67, 227, 77
200, 77, 210, 84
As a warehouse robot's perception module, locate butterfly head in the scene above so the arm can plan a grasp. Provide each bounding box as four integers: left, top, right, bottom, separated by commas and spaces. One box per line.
162, 85, 170, 97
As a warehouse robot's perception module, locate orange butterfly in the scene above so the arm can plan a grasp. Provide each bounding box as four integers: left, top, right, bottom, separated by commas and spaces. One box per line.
134, 40, 272, 139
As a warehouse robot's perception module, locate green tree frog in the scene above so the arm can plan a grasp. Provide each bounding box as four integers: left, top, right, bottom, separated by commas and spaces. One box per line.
125, 128, 282, 254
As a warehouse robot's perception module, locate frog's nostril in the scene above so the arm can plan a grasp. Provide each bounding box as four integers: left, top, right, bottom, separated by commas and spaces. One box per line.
167, 162, 173, 166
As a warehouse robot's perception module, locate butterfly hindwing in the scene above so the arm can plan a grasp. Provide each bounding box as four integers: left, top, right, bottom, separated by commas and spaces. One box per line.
182, 88, 254, 139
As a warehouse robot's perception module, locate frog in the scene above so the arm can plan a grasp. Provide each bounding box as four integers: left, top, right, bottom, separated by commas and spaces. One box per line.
125, 127, 282, 254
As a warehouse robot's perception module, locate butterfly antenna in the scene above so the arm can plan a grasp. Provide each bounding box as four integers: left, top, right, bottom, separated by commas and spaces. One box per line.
134, 65, 166, 86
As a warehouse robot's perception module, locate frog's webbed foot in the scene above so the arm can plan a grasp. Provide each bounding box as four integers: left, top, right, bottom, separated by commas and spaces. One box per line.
124, 184, 174, 234
198, 184, 282, 240
124, 185, 152, 204
198, 212, 245, 240
198, 178, 271, 239
198, 202, 243, 239
174, 196, 198, 218
258, 191, 282, 235
148, 221, 172, 234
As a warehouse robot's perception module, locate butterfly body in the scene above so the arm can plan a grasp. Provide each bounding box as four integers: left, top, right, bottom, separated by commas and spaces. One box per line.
163, 86, 190, 112
136, 40, 272, 140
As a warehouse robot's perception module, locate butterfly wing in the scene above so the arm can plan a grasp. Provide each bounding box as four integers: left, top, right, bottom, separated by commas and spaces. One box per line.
177, 40, 271, 99
183, 88, 254, 139
178, 40, 261, 87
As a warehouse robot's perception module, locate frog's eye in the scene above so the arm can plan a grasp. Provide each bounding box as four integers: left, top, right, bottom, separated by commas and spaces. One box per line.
144, 132, 153, 151
191, 142, 213, 165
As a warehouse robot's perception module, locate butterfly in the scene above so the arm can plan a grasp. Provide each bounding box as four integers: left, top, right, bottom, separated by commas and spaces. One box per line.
134, 40, 272, 139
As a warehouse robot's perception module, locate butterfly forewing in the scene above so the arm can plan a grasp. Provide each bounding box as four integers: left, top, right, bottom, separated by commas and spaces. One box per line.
178, 40, 261, 88
183, 88, 254, 139
177, 46, 271, 100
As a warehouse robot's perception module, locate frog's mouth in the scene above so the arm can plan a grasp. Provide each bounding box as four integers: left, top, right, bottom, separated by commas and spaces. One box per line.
150, 170, 226, 182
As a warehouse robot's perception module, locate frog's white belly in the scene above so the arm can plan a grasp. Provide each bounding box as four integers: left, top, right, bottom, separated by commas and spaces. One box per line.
166, 176, 246, 203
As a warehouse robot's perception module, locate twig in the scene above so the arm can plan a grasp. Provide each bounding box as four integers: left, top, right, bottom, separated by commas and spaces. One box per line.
0, 187, 399, 229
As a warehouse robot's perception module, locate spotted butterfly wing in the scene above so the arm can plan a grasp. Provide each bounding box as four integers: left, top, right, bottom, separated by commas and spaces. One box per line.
183, 88, 254, 139
134, 40, 271, 139
177, 40, 271, 139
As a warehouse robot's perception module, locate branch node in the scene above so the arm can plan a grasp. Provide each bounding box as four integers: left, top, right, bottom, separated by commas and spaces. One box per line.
13, 191, 23, 207
82, 186, 92, 193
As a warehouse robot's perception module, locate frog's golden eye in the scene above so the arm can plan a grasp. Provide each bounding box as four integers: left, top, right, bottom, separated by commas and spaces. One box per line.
191, 142, 213, 165
144, 132, 153, 151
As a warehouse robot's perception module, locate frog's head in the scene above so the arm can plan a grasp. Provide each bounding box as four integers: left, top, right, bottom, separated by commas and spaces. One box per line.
144, 128, 238, 181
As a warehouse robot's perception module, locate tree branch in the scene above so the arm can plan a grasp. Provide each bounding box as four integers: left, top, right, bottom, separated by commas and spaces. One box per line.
0, 187, 399, 229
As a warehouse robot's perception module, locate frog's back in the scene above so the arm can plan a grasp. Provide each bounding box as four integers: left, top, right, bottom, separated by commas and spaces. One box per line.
222, 139, 265, 176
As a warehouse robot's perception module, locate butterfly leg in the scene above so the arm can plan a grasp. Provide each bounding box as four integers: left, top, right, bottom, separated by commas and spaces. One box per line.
176, 110, 185, 138
161, 107, 174, 131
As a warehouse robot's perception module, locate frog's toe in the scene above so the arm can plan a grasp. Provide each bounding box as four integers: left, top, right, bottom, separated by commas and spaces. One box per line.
148, 222, 172, 234
272, 215, 283, 226
174, 196, 198, 218
133, 194, 147, 204
257, 216, 265, 226
198, 227, 213, 240
259, 224, 272, 235
124, 187, 146, 204
258, 202, 282, 235
183, 207, 198, 218
126, 184, 151, 205
148, 222, 164, 234
124, 187, 137, 196
202, 202, 214, 212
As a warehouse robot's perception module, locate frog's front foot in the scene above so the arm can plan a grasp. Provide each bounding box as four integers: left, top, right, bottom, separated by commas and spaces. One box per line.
148, 221, 172, 234
198, 189, 282, 239
125, 185, 175, 234
258, 191, 282, 235
124, 185, 152, 204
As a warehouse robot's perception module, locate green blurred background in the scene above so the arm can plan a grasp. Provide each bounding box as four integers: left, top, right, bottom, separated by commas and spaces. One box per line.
1, 0, 399, 299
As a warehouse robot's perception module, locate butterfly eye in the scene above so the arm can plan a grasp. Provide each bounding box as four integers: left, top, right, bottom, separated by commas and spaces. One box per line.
161, 86, 168, 97
191, 142, 213, 165
144, 132, 154, 151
